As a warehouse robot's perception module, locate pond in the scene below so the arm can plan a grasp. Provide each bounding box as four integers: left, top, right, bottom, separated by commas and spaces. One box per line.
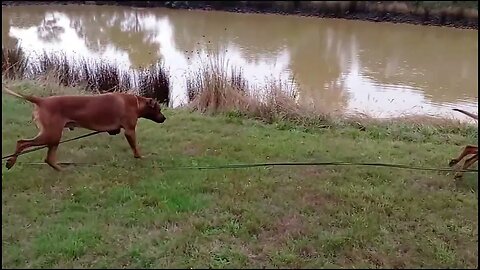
2, 4, 478, 121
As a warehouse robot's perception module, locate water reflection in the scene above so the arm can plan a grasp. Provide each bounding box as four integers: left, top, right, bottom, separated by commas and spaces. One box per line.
2, 5, 478, 121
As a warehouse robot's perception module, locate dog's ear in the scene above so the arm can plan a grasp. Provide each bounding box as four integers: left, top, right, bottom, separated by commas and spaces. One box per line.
146, 98, 156, 108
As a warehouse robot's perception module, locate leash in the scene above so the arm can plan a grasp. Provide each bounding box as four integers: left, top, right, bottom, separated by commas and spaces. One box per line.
1, 129, 476, 174
1, 131, 102, 160
11, 160, 478, 173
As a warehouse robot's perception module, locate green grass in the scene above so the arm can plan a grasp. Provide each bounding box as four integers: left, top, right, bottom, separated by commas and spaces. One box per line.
2, 81, 478, 268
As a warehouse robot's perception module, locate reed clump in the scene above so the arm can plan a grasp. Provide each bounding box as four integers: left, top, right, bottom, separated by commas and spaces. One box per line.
138, 63, 171, 105
2, 47, 28, 79
186, 58, 330, 125
1, 47, 171, 101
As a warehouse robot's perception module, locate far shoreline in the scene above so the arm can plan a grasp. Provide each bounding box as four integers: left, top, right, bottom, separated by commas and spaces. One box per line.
2, 1, 478, 30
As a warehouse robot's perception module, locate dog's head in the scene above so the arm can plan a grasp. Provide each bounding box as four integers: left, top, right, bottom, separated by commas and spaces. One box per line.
141, 98, 166, 123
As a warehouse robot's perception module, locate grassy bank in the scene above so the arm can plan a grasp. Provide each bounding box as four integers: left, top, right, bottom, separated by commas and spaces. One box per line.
1, 79, 478, 268
2, 1, 478, 29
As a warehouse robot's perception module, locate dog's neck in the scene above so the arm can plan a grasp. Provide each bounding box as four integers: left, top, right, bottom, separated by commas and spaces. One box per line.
135, 96, 150, 118
135, 95, 140, 112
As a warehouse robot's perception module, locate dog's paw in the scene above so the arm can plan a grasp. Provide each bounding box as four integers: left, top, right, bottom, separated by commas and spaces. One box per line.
453, 173, 463, 180
5, 158, 15, 170
134, 155, 143, 159
448, 159, 459, 167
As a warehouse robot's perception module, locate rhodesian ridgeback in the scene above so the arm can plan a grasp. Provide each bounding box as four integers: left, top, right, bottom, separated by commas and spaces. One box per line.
3, 86, 166, 171
448, 108, 478, 180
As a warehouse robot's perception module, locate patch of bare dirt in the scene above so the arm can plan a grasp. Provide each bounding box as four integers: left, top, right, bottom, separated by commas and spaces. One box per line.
337, 247, 416, 268
237, 213, 310, 266
411, 176, 448, 191
301, 191, 343, 208
257, 213, 308, 248
301, 167, 327, 178
182, 142, 204, 156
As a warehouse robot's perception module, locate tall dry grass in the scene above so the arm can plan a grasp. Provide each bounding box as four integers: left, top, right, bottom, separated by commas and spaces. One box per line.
1, 47, 170, 102
3, 47, 475, 131
2, 47, 28, 79
186, 58, 328, 124
30, 52, 81, 87
186, 59, 250, 111
183, 58, 472, 130
138, 63, 170, 105
83, 60, 123, 93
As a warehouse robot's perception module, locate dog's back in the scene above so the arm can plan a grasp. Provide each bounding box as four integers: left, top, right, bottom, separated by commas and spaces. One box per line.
42, 93, 136, 131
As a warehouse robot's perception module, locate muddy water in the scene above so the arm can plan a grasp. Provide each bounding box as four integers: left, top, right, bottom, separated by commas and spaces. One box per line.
2, 5, 478, 121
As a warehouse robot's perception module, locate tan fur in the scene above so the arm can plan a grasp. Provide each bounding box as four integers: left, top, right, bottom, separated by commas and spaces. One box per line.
3, 86, 166, 171
449, 108, 478, 179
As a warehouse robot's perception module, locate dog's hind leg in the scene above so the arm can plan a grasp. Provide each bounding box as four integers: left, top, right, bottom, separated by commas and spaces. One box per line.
6, 107, 51, 169
6, 118, 64, 170
6, 132, 50, 169
449, 145, 478, 167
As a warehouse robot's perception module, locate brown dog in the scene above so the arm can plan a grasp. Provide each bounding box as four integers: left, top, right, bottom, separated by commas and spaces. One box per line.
3, 87, 166, 171
448, 108, 478, 179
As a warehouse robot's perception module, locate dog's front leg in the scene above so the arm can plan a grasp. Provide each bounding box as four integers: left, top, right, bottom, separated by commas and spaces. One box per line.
124, 128, 141, 158
449, 145, 477, 167
454, 154, 478, 180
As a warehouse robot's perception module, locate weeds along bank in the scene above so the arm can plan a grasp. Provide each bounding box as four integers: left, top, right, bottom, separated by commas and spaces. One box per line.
2, 47, 477, 141
1, 46, 340, 125
2, 47, 171, 104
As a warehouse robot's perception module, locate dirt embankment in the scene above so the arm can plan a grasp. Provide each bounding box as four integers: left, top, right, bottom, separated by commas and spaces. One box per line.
2, 1, 478, 29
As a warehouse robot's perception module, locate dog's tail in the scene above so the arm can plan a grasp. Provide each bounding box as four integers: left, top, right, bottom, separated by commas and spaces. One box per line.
2, 85, 42, 104
453, 108, 478, 120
